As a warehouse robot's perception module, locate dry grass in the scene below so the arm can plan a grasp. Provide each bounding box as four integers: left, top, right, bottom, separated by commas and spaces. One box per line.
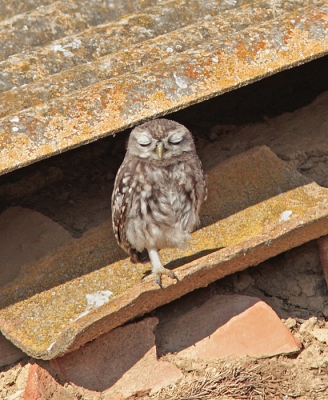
144, 357, 328, 400
165, 368, 279, 399
153, 363, 285, 400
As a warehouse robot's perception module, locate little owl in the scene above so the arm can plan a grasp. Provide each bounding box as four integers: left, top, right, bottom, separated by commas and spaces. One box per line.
111, 118, 207, 288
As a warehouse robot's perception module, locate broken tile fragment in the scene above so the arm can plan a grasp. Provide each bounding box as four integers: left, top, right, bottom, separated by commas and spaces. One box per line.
24, 362, 70, 400
51, 318, 182, 398
157, 295, 301, 359
0, 332, 26, 368
0, 207, 72, 287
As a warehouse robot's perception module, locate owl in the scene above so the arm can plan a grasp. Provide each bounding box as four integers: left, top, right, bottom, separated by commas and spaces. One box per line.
111, 118, 207, 288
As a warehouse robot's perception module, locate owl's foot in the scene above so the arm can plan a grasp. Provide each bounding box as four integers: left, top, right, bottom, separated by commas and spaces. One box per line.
148, 247, 179, 288
153, 268, 179, 289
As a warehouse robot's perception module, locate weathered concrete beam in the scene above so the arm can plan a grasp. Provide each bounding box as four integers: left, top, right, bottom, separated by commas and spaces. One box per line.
0, 3, 327, 176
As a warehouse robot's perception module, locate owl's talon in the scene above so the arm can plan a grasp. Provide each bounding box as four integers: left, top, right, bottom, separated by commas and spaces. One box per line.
155, 274, 164, 289
167, 270, 179, 283
148, 248, 179, 288
153, 267, 178, 288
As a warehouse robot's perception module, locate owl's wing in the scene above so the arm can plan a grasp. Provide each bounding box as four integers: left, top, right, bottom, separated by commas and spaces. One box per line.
111, 158, 150, 264
192, 156, 207, 214
111, 158, 131, 253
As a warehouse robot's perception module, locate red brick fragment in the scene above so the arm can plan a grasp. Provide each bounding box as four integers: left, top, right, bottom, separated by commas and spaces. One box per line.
24, 362, 70, 400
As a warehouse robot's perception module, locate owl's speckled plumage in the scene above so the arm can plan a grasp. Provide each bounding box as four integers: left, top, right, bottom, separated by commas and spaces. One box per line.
111, 118, 207, 287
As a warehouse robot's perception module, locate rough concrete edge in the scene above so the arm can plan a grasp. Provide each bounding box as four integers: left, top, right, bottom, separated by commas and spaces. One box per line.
28, 210, 328, 359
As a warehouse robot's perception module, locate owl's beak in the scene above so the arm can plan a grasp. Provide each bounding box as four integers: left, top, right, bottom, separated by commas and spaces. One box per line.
156, 142, 164, 159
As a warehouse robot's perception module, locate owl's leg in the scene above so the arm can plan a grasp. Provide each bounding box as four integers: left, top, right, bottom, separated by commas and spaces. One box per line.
148, 248, 178, 288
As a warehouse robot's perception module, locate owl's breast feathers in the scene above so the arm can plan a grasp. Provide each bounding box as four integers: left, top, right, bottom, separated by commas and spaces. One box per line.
111, 153, 206, 261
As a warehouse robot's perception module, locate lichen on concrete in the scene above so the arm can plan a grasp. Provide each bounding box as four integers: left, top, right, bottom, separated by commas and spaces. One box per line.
0, 1, 328, 175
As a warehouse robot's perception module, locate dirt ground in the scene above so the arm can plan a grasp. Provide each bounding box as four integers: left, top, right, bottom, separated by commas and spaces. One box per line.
1, 56, 328, 399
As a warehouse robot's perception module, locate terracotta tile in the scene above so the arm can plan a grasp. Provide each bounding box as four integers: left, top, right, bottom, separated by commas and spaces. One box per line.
51, 318, 182, 398
0, 207, 72, 287
157, 295, 301, 359
0, 332, 26, 368
24, 363, 70, 400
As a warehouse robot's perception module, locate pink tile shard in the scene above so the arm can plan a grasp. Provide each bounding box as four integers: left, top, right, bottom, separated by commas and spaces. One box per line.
158, 295, 301, 359
50, 317, 182, 397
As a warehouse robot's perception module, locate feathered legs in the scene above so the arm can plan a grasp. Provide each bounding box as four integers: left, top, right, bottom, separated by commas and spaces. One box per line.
147, 247, 178, 288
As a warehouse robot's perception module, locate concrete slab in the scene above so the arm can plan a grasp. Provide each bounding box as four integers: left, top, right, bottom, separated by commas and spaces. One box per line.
1, 1, 328, 176
156, 295, 301, 359
1, 146, 328, 359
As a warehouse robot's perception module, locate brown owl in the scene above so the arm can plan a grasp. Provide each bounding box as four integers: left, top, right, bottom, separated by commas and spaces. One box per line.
111, 118, 207, 288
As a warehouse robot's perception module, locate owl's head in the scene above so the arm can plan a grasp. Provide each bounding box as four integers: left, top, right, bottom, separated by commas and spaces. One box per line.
127, 119, 196, 161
